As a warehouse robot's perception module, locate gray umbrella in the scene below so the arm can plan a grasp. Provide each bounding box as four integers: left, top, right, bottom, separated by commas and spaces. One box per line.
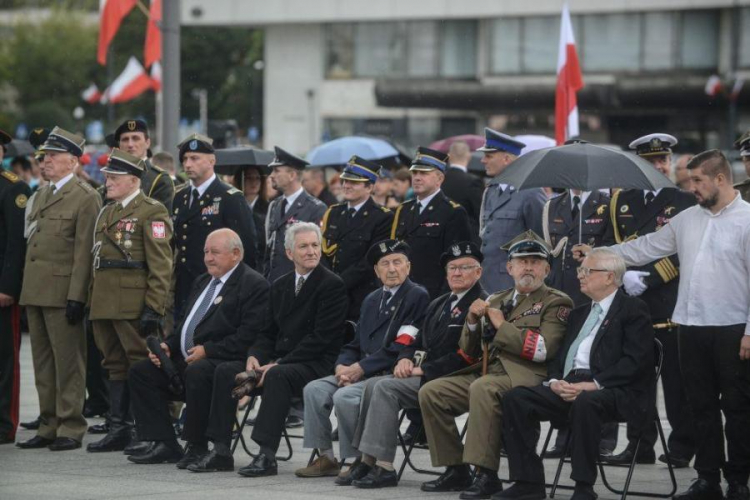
5, 139, 35, 158
214, 147, 274, 176
494, 142, 676, 191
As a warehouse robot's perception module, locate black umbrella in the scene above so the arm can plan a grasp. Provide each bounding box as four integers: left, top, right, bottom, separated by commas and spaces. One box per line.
214, 147, 274, 176
5, 139, 35, 158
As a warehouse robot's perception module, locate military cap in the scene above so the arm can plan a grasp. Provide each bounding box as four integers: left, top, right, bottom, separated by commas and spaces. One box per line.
101, 148, 145, 178
735, 131, 750, 157
104, 133, 117, 149
440, 241, 483, 269
340, 155, 380, 183
378, 168, 394, 180
501, 230, 551, 262
410, 146, 448, 173
477, 127, 526, 156
366, 239, 411, 267
628, 133, 677, 157
39, 126, 85, 157
114, 119, 149, 142
28, 128, 50, 149
564, 138, 588, 145
269, 146, 309, 170
178, 133, 214, 161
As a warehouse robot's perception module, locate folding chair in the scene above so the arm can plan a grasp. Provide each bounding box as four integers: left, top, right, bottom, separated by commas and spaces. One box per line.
548, 338, 679, 500
231, 395, 294, 461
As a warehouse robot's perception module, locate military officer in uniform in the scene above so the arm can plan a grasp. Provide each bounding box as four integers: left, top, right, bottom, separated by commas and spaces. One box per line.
419, 231, 572, 499
172, 133, 257, 319
86, 149, 173, 453
602, 133, 697, 467
264, 147, 327, 283
321, 156, 393, 321
0, 128, 31, 445
734, 131, 750, 202
16, 127, 101, 451
390, 147, 472, 299
478, 128, 546, 293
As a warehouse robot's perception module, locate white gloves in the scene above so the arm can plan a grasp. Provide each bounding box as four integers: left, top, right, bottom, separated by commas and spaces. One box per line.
623, 270, 650, 297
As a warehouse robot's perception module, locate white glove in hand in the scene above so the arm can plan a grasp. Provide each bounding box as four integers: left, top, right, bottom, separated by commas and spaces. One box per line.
622, 270, 650, 296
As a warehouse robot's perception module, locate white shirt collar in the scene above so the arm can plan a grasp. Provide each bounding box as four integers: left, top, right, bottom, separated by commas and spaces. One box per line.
53, 172, 75, 192
348, 199, 368, 213
592, 289, 618, 316
569, 190, 590, 209
453, 289, 470, 303
119, 189, 141, 209
704, 192, 743, 217
383, 283, 402, 296
285, 187, 305, 207
450, 163, 467, 172
216, 263, 240, 284
295, 268, 314, 283
191, 173, 217, 198
643, 188, 662, 201
417, 189, 441, 209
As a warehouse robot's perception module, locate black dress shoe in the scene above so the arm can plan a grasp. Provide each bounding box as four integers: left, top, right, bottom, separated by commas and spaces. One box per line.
727, 482, 750, 500
16, 435, 54, 449
659, 453, 691, 469
48, 437, 82, 451
571, 482, 598, 500
493, 481, 546, 500
187, 449, 234, 472
352, 466, 398, 489
335, 458, 371, 486
543, 446, 568, 459
87, 428, 131, 452
127, 441, 183, 464
19, 417, 41, 431
460, 469, 503, 499
88, 422, 109, 435
82, 405, 109, 419
176, 443, 208, 470
421, 465, 473, 492
237, 453, 278, 477
602, 447, 655, 465
674, 479, 724, 500
285, 415, 304, 428
124, 440, 153, 456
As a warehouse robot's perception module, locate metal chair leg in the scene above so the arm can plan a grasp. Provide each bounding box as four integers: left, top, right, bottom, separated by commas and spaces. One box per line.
549, 429, 571, 498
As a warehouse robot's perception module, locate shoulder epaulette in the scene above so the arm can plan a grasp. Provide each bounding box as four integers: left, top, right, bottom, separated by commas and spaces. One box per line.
143, 197, 159, 205
449, 200, 461, 208
1, 171, 19, 183
330, 202, 345, 209
401, 198, 416, 206
379, 206, 391, 213
175, 183, 190, 194
227, 186, 242, 195
76, 179, 95, 192
149, 162, 165, 173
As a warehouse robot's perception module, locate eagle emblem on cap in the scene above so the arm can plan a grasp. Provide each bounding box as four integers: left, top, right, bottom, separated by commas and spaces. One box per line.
189, 140, 198, 150
127, 120, 137, 131
650, 138, 661, 150
451, 245, 461, 256
379, 242, 388, 253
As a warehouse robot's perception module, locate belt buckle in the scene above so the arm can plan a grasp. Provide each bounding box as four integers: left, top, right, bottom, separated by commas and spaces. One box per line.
93, 255, 101, 270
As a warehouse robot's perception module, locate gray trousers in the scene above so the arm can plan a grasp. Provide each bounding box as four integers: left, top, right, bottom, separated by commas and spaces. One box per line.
303, 375, 366, 459
352, 375, 421, 463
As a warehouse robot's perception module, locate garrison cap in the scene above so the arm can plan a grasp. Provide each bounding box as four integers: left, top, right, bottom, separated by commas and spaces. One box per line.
366, 239, 411, 267
735, 131, 750, 157
501, 230, 551, 262
410, 146, 448, 173
440, 241, 483, 269
628, 133, 677, 157
178, 133, 214, 161
39, 126, 85, 157
340, 155, 380, 183
477, 127, 526, 156
114, 119, 149, 142
269, 146, 309, 170
101, 148, 145, 178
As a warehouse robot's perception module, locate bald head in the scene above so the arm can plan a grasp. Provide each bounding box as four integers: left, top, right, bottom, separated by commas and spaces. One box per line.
448, 141, 472, 166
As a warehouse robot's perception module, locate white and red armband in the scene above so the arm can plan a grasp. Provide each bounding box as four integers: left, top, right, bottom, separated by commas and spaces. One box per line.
520, 329, 547, 362
395, 325, 419, 346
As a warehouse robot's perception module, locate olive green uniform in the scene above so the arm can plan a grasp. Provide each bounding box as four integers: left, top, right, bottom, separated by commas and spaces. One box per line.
735, 179, 750, 203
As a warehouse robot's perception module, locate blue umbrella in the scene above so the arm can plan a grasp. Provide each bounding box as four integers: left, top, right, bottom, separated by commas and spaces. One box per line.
306, 136, 399, 167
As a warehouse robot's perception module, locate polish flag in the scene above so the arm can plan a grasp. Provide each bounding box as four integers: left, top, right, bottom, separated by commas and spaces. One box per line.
555, 3, 584, 145
150, 61, 162, 91
144, 0, 162, 68
705, 75, 722, 97
81, 83, 102, 104
97, 0, 138, 65
107, 57, 153, 104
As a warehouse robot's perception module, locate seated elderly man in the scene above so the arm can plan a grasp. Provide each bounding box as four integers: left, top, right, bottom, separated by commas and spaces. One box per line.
126, 228, 270, 467
497, 248, 654, 500
295, 239, 430, 483
347, 242, 488, 489
235, 222, 349, 478
419, 230, 573, 500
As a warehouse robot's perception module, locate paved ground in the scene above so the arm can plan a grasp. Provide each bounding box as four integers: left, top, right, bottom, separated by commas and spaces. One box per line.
0, 334, 694, 499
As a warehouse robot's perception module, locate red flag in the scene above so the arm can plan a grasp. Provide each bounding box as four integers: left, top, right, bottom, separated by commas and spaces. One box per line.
144, 0, 162, 68
97, 0, 138, 65
81, 83, 102, 104
555, 3, 584, 145
107, 57, 153, 104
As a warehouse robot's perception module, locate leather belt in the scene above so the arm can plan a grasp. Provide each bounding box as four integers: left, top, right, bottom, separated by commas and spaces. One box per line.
96, 259, 147, 270
653, 320, 678, 330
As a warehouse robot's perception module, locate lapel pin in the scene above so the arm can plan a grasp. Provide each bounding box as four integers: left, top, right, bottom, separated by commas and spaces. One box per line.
214, 296, 223, 305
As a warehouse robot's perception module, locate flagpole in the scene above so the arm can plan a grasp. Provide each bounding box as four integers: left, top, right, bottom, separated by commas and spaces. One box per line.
161, 0, 180, 155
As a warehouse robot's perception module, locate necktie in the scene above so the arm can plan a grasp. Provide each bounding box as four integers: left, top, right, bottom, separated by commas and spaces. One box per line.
281, 198, 289, 216
184, 278, 222, 351
295, 275, 305, 296
380, 290, 392, 313
497, 185, 504, 196
563, 303, 602, 377
191, 188, 200, 208
572, 195, 581, 220
645, 192, 655, 206
51, 184, 57, 194
115, 202, 123, 212
418, 202, 425, 214
348, 207, 357, 218
440, 294, 457, 320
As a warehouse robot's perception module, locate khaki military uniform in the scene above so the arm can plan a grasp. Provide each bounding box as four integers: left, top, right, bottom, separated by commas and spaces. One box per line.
735, 179, 750, 203
419, 284, 572, 470
20, 178, 101, 442
89, 191, 173, 380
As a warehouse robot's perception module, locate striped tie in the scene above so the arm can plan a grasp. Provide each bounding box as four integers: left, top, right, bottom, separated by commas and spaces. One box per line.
184, 278, 221, 351
563, 303, 602, 377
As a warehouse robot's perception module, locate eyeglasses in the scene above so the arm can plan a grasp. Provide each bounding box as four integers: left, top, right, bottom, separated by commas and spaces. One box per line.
576, 266, 611, 277
446, 264, 480, 274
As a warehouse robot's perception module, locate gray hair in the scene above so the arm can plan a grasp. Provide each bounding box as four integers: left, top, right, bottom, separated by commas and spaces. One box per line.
284, 222, 321, 251
207, 228, 244, 259
587, 247, 626, 286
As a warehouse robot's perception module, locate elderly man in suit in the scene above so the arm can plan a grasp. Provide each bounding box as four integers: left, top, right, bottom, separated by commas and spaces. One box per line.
478, 128, 546, 293
497, 248, 654, 500
235, 222, 349, 478
296, 239, 430, 483
126, 229, 269, 466
264, 148, 327, 283
419, 231, 572, 500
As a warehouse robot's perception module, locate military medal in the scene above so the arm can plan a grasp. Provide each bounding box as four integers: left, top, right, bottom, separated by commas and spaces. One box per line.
124, 239, 133, 249
115, 231, 123, 243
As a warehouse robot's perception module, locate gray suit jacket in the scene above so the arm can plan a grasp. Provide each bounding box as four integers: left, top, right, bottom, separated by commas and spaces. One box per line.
479, 179, 546, 293
263, 190, 327, 283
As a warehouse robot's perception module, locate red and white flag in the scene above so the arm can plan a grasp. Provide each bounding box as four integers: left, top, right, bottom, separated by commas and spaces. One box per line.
97, 0, 138, 65
555, 3, 584, 145
144, 0, 162, 68
81, 83, 102, 104
705, 75, 722, 97
106, 57, 153, 104
150, 61, 162, 91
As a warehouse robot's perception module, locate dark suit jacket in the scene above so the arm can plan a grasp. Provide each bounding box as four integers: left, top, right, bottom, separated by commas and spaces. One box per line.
247, 264, 348, 372
167, 263, 270, 361
549, 290, 655, 428
442, 166, 484, 243
336, 278, 430, 377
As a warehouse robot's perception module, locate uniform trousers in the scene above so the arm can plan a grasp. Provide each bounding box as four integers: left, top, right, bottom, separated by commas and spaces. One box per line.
419, 364, 514, 471
92, 319, 147, 381
27, 305, 87, 441
352, 375, 420, 463
303, 375, 366, 459
84, 318, 109, 412
678, 325, 750, 484
0, 304, 21, 440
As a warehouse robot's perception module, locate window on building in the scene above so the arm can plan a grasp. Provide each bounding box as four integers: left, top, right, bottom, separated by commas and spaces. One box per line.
582, 13, 640, 71
353, 22, 406, 78
679, 11, 719, 69
441, 20, 478, 78
407, 21, 440, 77
489, 18, 521, 74
741, 8, 750, 68
642, 12, 676, 71
325, 24, 354, 79
523, 16, 559, 73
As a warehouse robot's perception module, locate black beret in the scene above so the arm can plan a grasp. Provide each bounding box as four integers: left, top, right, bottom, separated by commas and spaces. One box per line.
177, 133, 215, 161
440, 241, 483, 269
114, 119, 149, 142
366, 239, 411, 267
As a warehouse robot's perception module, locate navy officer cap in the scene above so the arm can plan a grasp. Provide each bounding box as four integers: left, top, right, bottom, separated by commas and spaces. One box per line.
628, 133, 677, 157
178, 133, 214, 161
735, 131, 750, 157
410, 146, 448, 173
114, 119, 149, 142
440, 241, 483, 269
269, 146, 309, 170
477, 127, 526, 156
340, 155, 380, 183
367, 239, 411, 267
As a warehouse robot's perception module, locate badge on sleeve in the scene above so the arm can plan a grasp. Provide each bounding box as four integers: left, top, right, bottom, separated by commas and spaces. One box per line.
152, 221, 166, 239
557, 306, 571, 323
15, 194, 27, 208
